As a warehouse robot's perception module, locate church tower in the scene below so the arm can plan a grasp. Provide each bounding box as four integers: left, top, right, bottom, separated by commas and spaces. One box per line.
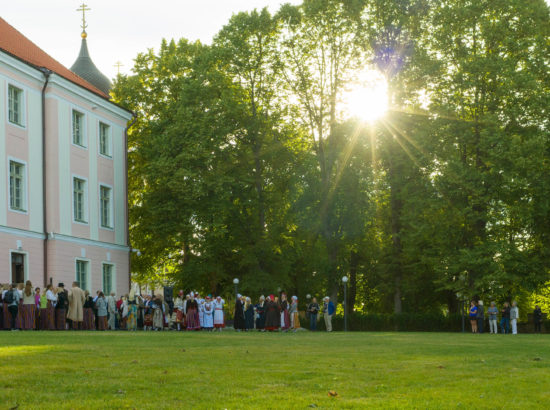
70, 4, 111, 95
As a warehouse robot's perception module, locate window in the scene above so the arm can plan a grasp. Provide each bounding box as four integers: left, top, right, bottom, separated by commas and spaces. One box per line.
72, 110, 85, 146
76, 260, 89, 291
9, 160, 26, 211
99, 122, 111, 157
8, 85, 24, 126
73, 177, 87, 223
102, 264, 113, 295
100, 185, 112, 228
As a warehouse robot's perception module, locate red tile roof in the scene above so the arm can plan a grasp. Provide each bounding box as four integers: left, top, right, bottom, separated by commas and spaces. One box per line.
0, 17, 109, 99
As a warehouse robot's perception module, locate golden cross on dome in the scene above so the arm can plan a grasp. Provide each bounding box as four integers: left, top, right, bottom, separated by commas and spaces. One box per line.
77, 3, 91, 38
114, 61, 124, 74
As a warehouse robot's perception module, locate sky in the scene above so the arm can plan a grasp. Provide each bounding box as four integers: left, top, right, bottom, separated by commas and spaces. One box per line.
2, 0, 301, 80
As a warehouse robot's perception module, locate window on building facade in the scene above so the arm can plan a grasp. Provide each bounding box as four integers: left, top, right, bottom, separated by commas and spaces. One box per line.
102, 264, 113, 294
9, 160, 25, 211
8, 85, 24, 126
73, 177, 87, 223
99, 122, 111, 157
72, 110, 85, 146
100, 185, 112, 228
76, 260, 89, 291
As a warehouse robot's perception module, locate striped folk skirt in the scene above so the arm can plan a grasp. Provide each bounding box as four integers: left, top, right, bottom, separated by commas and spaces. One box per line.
186, 308, 201, 330
55, 309, 66, 330
21, 304, 36, 330
97, 315, 108, 330
40, 303, 56, 330
83, 308, 95, 330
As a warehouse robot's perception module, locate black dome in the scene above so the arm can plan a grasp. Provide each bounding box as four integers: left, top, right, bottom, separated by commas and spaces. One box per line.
70, 38, 111, 95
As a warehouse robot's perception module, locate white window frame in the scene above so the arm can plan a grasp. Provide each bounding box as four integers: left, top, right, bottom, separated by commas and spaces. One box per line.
71, 109, 87, 148
9, 250, 29, 283
98, 121, 112, 158
99, 183, 114, 230
72, 175, 89, 224
7, 83, 26, 128
75, 258, 91, 292
102, 262, 115, 295
7, 157, 28, 214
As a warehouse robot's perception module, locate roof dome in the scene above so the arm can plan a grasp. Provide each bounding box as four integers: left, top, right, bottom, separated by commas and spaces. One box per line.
70, 38, 111, 95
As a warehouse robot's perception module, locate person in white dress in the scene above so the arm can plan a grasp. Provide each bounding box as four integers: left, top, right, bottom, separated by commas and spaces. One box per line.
213, 296, 225, 331
202, 295, 214, 330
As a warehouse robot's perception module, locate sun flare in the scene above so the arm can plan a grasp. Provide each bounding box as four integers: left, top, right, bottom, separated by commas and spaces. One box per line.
342, 69, 388, 123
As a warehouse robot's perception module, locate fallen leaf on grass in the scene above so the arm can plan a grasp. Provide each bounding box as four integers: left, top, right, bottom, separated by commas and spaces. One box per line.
328, 390, 338, 397
116, 390, 125, 395
308, 404, 318, 408
181, 349, 186, 352
437, 365, 445, 369
131, 360, 138, 364
533, 357, 542, 361
163, 370, 168, 374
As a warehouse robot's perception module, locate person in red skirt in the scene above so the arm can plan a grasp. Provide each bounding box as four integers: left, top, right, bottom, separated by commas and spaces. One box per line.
43, 284, 57, 330
21, 280, 36, 330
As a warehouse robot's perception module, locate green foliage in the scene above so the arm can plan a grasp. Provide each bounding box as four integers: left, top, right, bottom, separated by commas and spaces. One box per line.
112, 0, 550, 312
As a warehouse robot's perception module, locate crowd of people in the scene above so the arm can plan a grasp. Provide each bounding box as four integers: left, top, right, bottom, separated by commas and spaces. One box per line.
1, 282, 338, 332
468, 299, 545, 334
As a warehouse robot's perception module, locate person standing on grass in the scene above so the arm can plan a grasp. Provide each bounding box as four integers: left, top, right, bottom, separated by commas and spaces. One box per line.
264, 295, 280, 331
469, 300, 478, 333
533, 305, 543, 333
279, 293, 290, 331
67, 281, 86, 330
510, 301, 519, 335
323, 297, 335, 332
233, 294, 246, 331
186, 294, 201, 331
20, 281, 36, 330
44, 284, 57, 330
307, 297, 320, 331
487, 302, 498, 334
55, 283, 68, 330
107, 292, 117, 330
500, 302, 511, 334
34, 287, 41, 329
290, 296, 300, 330
127, 291, 138, 331
255, 296, 266, 331
213, 296, 225, 331
6, 284, 20, 331
202, 295, 214, 331
476, 300, 485, 334
174, 291, 185, 331
95, 292, 108, 330
244, 297, 255, 330
83, 290, 95, 330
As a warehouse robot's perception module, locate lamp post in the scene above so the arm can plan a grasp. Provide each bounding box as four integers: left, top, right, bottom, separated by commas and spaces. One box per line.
233, 278, 239, 298
342, 275, 349, 332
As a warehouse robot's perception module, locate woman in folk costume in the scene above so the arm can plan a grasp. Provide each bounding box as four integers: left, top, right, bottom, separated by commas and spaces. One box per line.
43, 284, 57, 330
264, 295, 280, 331
202, 295, 214, 330
213, 296, 225, 331
290, 296, 301, 330
244, 297, 255, 330
21, 280, 36, 330
82, 290, 96, 330
95, 292, 108, 330
34, 287, 41, 329
233, 294, 246, 331
197, 292, 205, 329
173, 290, 185, 331
152, 295, 164, 331
255, 295, 266, 331
127, 290, 138, 331
142, 295, 154, 331
279, 293, 291, 331
186, 294, 201, 330
15, 283, 24, 329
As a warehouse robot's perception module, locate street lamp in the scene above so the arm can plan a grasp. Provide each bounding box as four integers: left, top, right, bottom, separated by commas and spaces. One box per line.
342, 275, 349, 332
233, 278, 239, 298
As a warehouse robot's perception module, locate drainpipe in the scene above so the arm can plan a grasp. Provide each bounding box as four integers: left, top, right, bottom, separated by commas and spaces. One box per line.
39, 68, 52, 287
125, 114, 137, 291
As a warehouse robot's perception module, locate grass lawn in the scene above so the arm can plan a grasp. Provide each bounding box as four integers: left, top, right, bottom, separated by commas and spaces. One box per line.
1, 331, 549, 409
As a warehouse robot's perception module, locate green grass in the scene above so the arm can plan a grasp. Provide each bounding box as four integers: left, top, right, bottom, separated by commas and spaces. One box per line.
1, 331, 549, 409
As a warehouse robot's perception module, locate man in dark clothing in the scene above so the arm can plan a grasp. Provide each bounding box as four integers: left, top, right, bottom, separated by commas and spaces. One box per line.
476, 300, 485, 334
500, 302, 510, 334
307, 297, 320, 331
6, 284, 20, 331
233, 294, 246, 331
55, 283, 68, 330
533, 305, 543, 333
